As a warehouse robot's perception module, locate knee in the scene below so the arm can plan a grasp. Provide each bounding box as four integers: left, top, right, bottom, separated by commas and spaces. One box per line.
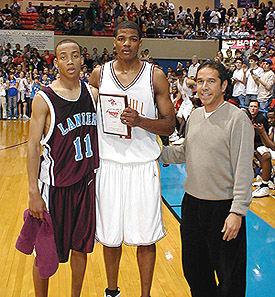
262, 152, 271, 162
138, 244, 156, 253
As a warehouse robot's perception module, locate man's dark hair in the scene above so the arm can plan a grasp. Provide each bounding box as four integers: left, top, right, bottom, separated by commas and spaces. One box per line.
196, 60, 229, 85
55, 39, 81, 56
235, 57, 243, 63
249, 99, 259, 107
249, 54, 259, 62
115, 20, 142, 39
175, 70, 183, 77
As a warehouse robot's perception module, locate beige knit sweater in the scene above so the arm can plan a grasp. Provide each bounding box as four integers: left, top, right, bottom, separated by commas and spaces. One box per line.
159, 102, 254, 216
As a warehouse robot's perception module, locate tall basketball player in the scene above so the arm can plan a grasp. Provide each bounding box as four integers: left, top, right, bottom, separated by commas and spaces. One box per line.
90, 21, 175, 297
27, 39, 99, 297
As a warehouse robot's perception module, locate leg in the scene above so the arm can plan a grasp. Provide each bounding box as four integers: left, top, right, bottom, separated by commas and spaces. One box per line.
206, 200, 246, 297
33, 261, 49, 297
137, 244, 156, 297
257, 151, 272, 182
103, 245, 122, 290
181, 193, 217, 297
70, 250, 87, 297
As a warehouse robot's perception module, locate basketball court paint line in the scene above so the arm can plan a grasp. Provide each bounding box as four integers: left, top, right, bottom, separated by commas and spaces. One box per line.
160, 163, 275, 297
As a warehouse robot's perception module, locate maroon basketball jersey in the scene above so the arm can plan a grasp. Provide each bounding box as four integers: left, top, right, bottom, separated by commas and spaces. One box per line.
39, 81, 99, 187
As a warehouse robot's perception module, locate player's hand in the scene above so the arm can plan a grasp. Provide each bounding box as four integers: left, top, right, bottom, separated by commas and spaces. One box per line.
29, 192, 47, 220
221, 213, 242, 241
254, 123, 265, 135
120, 107, 141, 127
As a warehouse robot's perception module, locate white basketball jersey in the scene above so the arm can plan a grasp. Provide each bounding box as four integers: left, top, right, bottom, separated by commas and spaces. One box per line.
98, 61, 161, 163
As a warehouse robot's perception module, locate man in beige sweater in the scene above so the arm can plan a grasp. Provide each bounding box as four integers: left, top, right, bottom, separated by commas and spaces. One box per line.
159, 61, 254, 297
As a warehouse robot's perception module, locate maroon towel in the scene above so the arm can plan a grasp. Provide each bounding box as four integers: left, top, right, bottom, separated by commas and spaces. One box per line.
16, 209, 59, 279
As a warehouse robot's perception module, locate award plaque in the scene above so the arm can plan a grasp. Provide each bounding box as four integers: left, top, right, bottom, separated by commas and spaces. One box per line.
99, 93, 131, 137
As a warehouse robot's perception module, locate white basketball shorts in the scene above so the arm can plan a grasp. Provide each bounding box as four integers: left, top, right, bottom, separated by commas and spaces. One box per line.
95, 159, 166, 246
257, 146, 275, 159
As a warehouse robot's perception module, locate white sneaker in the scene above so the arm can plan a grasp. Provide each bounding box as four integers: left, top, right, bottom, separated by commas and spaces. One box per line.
252, 185, 270, 198
268, 180, 275, 189
23, 115, 30, 120
172, 137, 184, 145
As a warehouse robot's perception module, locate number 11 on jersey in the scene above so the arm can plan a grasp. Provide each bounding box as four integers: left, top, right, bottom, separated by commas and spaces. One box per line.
73, 133, 93, 161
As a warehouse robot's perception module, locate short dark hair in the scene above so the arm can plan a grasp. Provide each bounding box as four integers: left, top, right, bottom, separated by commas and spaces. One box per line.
249, 54, 259, 62
235, 57, 243, 63
55, 39, 81, 56
115, 20, 142, 39
196, 60, 229, 85
249, 99, 259, 107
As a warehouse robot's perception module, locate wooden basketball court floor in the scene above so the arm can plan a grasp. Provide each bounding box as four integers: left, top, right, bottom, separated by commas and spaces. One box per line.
0, 120, 274, 296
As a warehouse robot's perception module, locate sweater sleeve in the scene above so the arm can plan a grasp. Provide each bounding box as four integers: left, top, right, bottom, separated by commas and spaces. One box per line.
158, 143, 186, 164
229, 112, 254, 216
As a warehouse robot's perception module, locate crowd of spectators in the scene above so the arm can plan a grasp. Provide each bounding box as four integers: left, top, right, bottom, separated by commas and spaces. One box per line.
0, 31, 274, 121
0, 0, 274, 39
0, 41, 117, 120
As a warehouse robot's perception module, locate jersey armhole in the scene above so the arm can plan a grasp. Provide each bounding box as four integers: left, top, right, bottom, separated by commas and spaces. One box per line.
99, 64, 105, 88
84, 82, 97, 111
150, 64, 155, 105
37, 90, 56, 145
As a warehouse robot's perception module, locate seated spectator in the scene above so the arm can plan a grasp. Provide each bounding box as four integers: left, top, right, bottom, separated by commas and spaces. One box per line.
26, 2, 36, 13
248, 100, 269, 149
188, 55, 200, 79
2, 4, 12, 15
266, 6, 275, 36
3, 15, 13, 29
47, 5, 55, 16
268, 46, 275, 71
154, 13, 165, 36
55, 15, 64, 31
10, 0, 21, 12
258, 45, 270, 63
91, 47, 100, 67
0, 12, 4, 29
253, 108, 275, 198
41, 50, 54, 68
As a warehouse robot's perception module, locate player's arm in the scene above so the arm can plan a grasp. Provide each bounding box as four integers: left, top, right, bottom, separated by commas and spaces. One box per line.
120, 67, 175, 136
91, 85, 98, 104
27, 94, 49, 220
254, 123, 275, 150
89, 65, 101, 89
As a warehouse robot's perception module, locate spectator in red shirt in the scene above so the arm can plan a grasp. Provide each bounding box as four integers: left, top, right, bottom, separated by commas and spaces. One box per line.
41, 50, 54, 67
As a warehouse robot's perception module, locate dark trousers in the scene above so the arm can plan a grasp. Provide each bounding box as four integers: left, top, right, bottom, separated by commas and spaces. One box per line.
181, 193, 246, 297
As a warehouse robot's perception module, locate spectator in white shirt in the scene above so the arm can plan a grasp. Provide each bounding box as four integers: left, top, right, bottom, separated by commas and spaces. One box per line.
210, 7, 221, 28
26, 2, 36, 13
246, 54, 264, 104
188, 55, 200, 79
256, 59, 275, 111
232, 58, 247, 106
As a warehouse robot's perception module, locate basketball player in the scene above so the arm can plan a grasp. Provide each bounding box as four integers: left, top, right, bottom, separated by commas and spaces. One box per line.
90, 21, 175, 297
27, 39, 99, 297
160, 61, 254, 297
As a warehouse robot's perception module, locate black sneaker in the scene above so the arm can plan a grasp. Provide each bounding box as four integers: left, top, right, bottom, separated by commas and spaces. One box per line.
104, 288, 121, 297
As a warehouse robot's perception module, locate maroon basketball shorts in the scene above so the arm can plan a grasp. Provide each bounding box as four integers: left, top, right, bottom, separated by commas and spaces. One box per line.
39, 171, 96, 262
